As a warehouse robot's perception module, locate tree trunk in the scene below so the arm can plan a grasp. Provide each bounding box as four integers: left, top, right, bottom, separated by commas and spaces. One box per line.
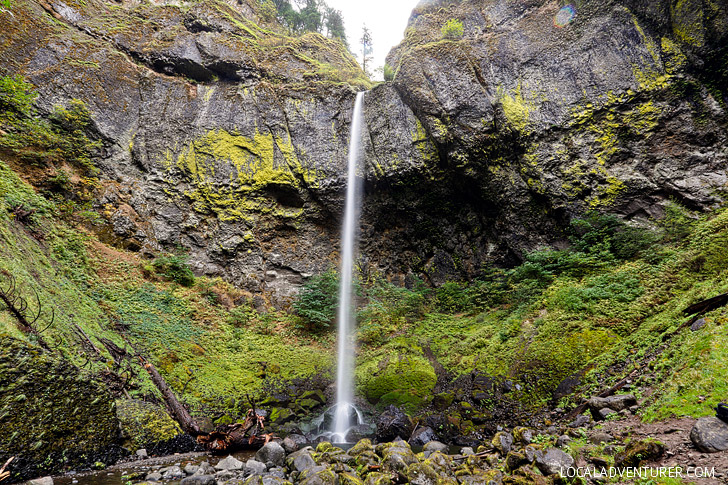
139, 356, 201, 436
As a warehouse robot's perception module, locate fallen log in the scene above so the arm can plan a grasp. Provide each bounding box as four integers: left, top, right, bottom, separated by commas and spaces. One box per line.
683, 292, 728, 316
0, 456, 14, 482
197, 408, 272, 453
139, 355, 201, 436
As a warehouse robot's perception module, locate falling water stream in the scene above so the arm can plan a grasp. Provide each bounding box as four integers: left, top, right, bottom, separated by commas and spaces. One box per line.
330, 91, 366, 443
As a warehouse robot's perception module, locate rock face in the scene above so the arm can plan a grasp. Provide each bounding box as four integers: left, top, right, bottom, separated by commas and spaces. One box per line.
690, 416, 728, 452
1, 0, 727, 301
0, 335, 122, 481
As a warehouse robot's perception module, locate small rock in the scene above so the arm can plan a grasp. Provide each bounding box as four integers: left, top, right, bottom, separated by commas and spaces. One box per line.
690, 416, 728, 452
286, 447, 317, 473
245, 459, 267, 476
535, 448, 575, 476
409, 426, 438, 447
512, 427, 533, 444
255, 441, 286, 467
589, 432, 614, 444
422, 440, 448, 457
184, 464, 199, 475
615, 439, 665, 467
145, 471, 162, 482
598, 408, 618, 420
214, 470, 235, 481
282, 434, 307, 453
460, 447, 475, 456
180, 476, 216, 485
589, 395, 637, 417
28, 478, 54, 485
505, 451, 527, 472
690, 318, 707, 331
162, 466, 185, 479
569, 414, 592, 428
215, 455, 244, 471
557, 435, 572, 448
136, 448, 148, 458
491, 431, 514, 455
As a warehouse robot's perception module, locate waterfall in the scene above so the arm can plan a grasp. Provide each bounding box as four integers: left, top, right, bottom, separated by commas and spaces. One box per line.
331, 91, 366, 443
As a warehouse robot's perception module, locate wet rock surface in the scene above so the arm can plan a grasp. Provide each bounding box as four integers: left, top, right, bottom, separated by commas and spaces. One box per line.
690, 416, 728, 453
1, 0, 725, 303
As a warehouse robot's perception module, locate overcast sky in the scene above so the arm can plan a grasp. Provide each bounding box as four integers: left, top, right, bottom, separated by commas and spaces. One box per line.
325, 0, 419, 79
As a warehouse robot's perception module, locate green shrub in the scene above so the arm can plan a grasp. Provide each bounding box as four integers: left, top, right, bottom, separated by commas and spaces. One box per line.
0, 75, 36, 115
383, 64, 394, 82
0, 76, 100, 174
441, 18, 464, 40
293, 270, 339, 330
227, 301, 257, 327
357, 277, 429, 344
659, 201, 694, 243
435, 281, 469, 313
570, 211, 657, 260
152, 255, 195, 287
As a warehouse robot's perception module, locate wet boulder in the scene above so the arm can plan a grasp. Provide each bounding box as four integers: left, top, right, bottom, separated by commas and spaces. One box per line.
690, 417, 728, 453
376, 405, 414, 442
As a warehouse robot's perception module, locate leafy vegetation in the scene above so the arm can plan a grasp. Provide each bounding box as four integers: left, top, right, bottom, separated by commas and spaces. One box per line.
268, 0, 347, 45
0, 75, 100, 175
441, 18, 464, 40
293, 269, 339, 330
151, 254, 196, 287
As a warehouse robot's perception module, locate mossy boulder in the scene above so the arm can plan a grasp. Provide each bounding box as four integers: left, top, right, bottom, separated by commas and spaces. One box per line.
357, 354, 436, 409
614, 438, 666, 468
116, 399, 183, 450
270, 407, 296, 425
0, 335, 121, 481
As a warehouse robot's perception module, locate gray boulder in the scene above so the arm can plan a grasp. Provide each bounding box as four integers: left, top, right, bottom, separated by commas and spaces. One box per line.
145, 471, 162, 482
569, 414, 592, 428
589, 394, 637, 414
255, 441, 286, 467
282, 434, 307, 453
286, 447, 317, 473
180, 476, 216, 485
245, 459, 267, 476
409, 426, 438, 447
690, 416, 728, 452
535, 448, 575, 476
422, 440, 448, 457
215, 455, 245, 471
162, 466, 185, 479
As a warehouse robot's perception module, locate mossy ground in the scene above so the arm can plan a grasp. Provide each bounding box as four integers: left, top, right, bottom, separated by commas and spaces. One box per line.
0, 156, 333, 419
347, 204, 728, 426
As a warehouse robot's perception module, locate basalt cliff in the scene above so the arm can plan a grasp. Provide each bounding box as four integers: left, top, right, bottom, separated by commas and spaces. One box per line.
3, 0, 726, 305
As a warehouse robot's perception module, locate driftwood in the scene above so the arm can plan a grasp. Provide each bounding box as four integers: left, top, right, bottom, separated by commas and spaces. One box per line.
139, 355, 271, 452
0, 456, 14, 482
683, 292, 728, 316
197, 409, 272, 453
139, 356, 201, 436
0, 271, 54, 348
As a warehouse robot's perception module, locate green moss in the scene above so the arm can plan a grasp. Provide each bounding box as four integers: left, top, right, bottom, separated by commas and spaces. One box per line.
116, 399, 182, 450
671, 0, 705, 48
660, 37, 688, 74
165, 129, 315, 222
500, 84, 532, 133
0, 335, 119, 479
357, 352, 436, 406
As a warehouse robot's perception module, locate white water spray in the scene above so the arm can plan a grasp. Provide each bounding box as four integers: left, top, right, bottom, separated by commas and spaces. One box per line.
332, 91, 366, 443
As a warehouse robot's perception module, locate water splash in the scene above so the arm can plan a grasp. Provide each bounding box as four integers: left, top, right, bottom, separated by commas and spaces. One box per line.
553, 4, 576, 28
332, 91, 366, 443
